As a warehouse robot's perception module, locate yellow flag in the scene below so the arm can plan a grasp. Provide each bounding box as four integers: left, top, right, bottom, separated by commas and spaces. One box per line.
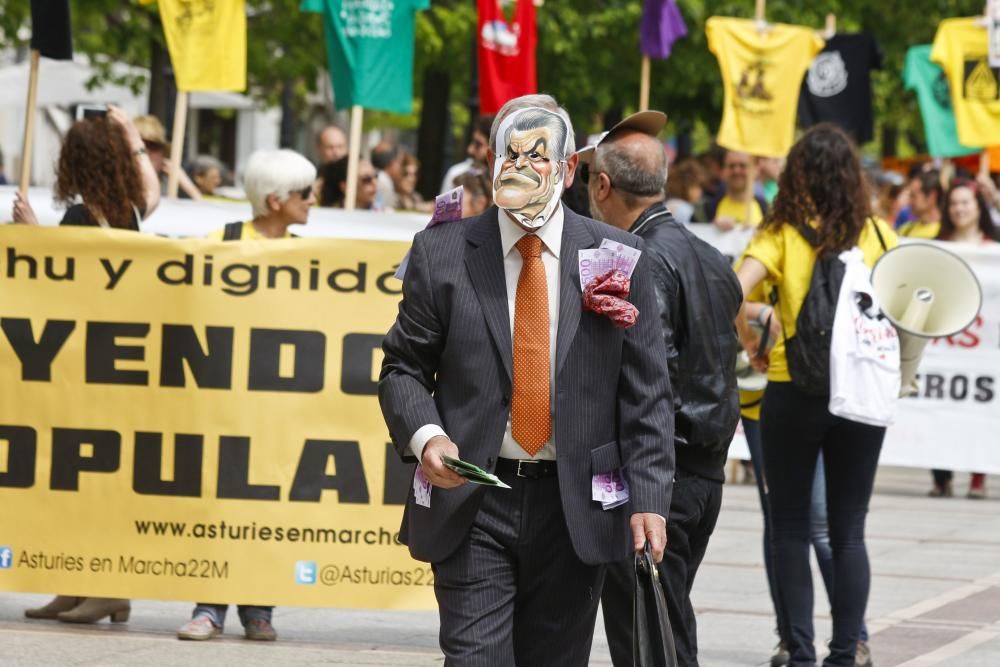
156, 0, 247, 92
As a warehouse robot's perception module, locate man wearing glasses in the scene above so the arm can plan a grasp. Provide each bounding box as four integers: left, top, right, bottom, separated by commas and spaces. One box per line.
439, 114, 495, 195
583, 113, 743, 667
318, 156, 380, 210
707, 149, 769, 231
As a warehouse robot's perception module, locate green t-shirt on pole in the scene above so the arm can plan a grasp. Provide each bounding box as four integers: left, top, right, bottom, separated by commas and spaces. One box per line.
301, 0, 430, 114
902, 44, 978, 158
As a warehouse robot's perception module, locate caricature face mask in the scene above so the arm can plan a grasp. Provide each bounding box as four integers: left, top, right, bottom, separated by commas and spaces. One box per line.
492, 108, 569, 229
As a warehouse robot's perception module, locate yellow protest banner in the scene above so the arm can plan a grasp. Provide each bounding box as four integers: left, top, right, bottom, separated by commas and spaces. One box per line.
0, 225, 437, 609
156, 0, 247, 92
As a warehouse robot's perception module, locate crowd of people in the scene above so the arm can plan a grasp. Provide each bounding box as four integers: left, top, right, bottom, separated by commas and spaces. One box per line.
310, 114, 495, 214
5, 94, 996, 667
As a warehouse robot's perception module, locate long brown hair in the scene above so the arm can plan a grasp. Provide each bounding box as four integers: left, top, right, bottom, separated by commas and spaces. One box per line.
763, 124, 872, 255
55, 118, 145, 228
936, 180, 1000, 242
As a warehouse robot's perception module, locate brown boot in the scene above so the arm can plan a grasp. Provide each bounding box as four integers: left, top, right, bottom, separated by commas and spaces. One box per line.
25, 595, 83, 620
56, 597, 130, 624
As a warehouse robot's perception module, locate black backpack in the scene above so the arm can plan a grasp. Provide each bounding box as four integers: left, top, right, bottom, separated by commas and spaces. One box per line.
221, 221, 298, 240
222, 221, 244, 240
780, 222, 886, 396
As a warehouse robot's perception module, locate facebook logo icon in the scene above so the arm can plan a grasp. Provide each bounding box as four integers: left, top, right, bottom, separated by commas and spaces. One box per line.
0, 547, 12, 569
295, 560, 316, 584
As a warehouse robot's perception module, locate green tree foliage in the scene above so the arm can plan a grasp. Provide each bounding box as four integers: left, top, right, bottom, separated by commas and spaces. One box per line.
0, 0, 322, 106
0, 0, 990, 151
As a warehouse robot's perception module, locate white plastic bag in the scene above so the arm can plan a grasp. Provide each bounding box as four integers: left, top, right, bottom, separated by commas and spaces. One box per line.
829, 248, 901, 426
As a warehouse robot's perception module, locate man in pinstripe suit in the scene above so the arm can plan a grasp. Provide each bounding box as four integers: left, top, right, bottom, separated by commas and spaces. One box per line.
379, 94, 675, 666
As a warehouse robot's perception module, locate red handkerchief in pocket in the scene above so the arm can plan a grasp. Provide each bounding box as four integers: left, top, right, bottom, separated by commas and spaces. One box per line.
582, 269, 639, 329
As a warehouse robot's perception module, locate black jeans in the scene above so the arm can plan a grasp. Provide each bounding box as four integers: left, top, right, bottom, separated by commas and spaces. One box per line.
602, 469, 723, 667
761, 382, 884, 667
931, 469, 952, 486
743, 416, 787, 640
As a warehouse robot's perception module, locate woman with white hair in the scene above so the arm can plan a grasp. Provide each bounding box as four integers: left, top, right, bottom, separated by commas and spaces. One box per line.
209, 149, 317, 241
177, 149, 316, 644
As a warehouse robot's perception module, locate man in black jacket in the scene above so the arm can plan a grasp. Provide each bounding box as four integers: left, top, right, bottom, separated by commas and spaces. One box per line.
583, 112, 743, 667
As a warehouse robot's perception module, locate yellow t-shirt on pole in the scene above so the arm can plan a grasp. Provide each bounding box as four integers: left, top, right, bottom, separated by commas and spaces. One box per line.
931, 18, 1000, 148
706, 17, 824, 158
156, 0, 248, 92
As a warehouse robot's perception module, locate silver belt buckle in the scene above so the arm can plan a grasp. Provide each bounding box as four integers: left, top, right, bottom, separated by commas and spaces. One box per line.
516, 460, 539, 477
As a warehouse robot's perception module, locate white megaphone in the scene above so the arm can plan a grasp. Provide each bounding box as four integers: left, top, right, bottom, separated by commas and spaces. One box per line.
870, 243, 982, 396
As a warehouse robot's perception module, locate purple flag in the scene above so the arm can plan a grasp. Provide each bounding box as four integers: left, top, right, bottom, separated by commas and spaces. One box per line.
640, 0, 688, 60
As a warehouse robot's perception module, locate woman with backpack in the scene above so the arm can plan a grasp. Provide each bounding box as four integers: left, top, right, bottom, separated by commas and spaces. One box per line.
734, 124, 898, 667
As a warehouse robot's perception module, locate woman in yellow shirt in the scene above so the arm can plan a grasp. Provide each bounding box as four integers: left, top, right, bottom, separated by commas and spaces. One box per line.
734, 124, 897, 667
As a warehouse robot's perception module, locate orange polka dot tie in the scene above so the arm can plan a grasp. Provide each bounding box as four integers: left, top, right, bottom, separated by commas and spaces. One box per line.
512, 234, 550, 456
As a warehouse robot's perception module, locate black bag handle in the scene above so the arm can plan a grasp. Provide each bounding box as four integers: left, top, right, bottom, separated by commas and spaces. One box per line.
798, 218, 886, 251
871, 218, 888, 251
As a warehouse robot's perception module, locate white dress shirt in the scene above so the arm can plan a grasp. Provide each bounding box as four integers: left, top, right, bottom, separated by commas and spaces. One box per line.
409, 205, 564, 461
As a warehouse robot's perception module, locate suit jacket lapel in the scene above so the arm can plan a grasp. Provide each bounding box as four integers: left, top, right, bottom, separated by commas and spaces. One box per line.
465, 208, 513, 382
556, 207, 597, 376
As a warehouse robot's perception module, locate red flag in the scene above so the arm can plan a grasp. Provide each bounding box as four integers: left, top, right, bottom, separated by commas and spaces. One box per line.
478, 0, 537, 114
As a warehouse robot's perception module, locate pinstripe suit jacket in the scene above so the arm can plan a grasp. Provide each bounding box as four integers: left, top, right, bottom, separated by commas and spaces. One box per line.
378, 206, 675, 565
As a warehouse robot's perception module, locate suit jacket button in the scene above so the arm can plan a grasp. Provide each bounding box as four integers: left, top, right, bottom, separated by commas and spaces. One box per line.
501, 395, 509, 406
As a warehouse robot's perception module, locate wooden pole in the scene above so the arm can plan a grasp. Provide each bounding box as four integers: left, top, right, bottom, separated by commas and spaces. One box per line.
639, 55, 651, 112
345, 104, 364, 211
18, 50, 41, 196
167, 91, 188, 199
746, 157, 757, 226
980, 151, 991, 178
749, 0, 766, 226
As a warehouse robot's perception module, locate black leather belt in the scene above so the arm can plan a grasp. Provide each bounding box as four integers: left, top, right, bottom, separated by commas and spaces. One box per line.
495, 458, 558, 479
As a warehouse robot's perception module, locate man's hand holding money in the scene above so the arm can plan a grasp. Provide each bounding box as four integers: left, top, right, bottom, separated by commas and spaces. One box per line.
421, 435, 467, 489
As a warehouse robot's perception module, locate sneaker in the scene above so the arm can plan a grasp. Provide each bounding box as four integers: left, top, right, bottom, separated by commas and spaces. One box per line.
855, 639, 873, 667
177, 616, 221, 641
244, 617, 277, 641
771, 640, 790, 667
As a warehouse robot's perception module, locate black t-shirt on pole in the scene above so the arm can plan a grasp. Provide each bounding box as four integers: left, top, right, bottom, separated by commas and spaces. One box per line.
798, 33, 883, 144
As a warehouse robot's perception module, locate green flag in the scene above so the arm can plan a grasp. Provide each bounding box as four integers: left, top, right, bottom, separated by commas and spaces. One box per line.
903, 44, 978, 158
301, 0, 429, 114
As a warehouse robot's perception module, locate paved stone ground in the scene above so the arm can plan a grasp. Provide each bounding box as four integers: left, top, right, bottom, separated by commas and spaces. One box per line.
2, 466, 998, 666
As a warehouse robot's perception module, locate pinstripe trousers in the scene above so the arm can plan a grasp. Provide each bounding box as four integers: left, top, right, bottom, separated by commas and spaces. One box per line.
432, 468, 605, 666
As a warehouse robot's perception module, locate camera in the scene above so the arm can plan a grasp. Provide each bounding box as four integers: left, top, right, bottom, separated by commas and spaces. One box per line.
75, 104, 109, 121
